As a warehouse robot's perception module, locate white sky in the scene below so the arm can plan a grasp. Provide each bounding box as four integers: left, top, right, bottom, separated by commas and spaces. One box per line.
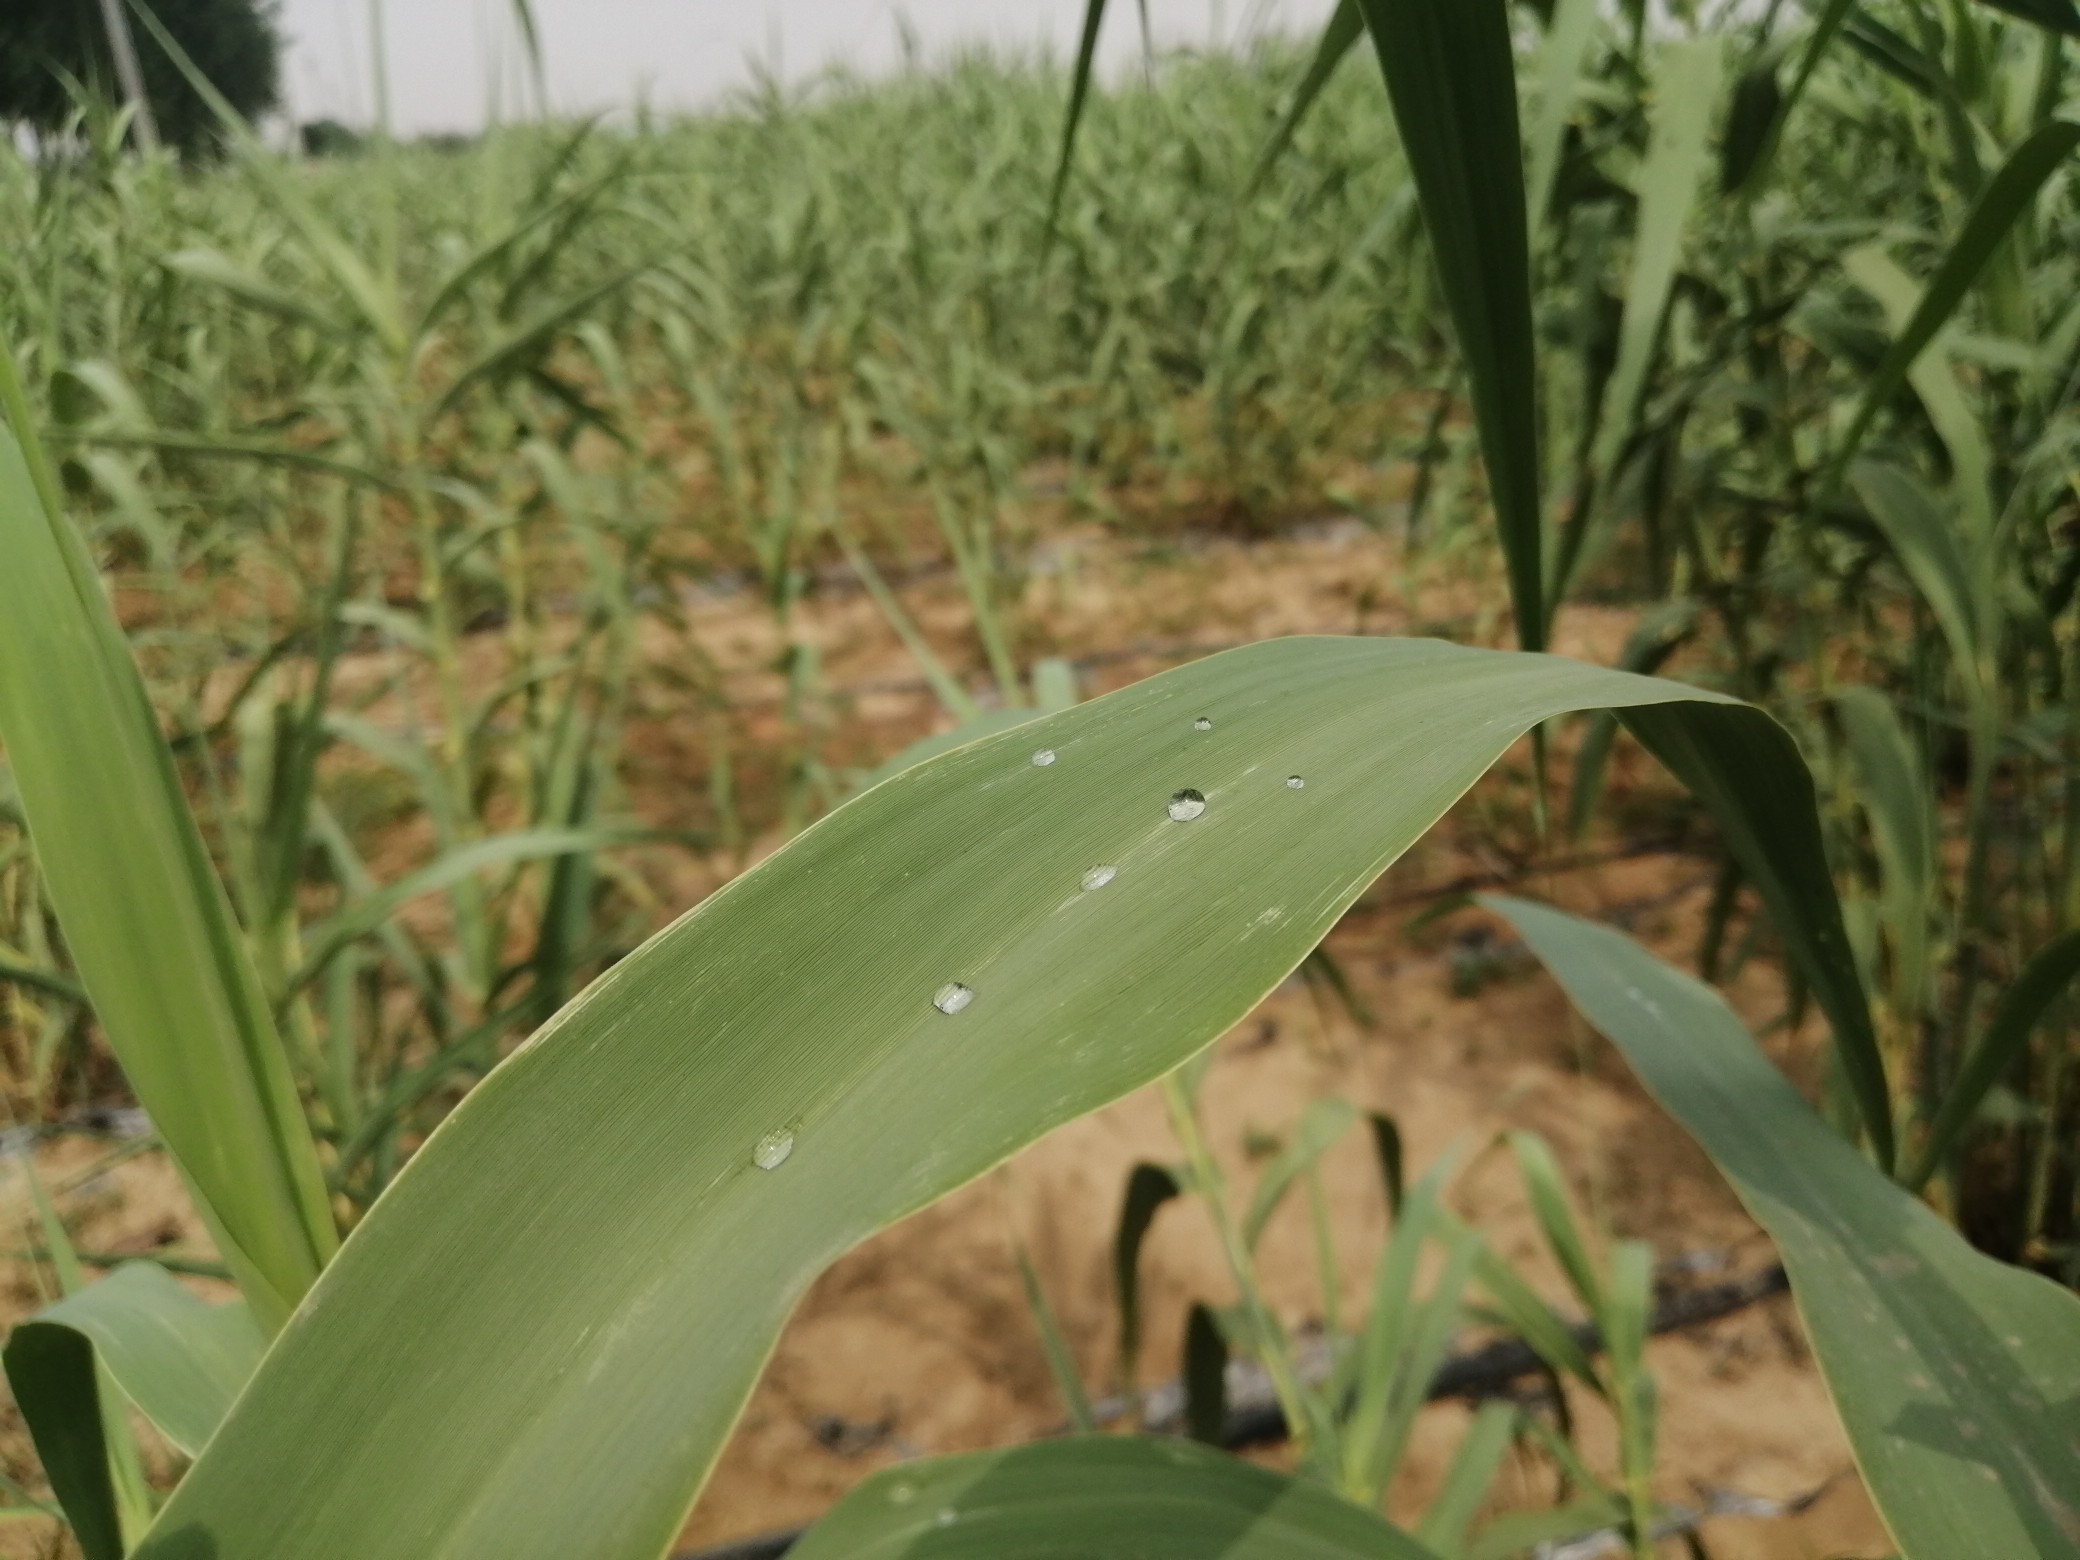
276, 0, 1342, 132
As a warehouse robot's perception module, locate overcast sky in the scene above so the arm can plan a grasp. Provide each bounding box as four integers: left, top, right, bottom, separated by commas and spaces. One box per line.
275, 0, 1342, 132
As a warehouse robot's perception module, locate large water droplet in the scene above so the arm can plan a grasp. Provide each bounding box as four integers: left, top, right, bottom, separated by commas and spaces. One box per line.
1287, 775, 1305, 790
752, 1126, 796, 1171
1031, 748, 1057, 768
1192, 716, 1213, 732
1081, 864, 1117, 892
933, 981, 975, 1015
1167, 788, 1207, 822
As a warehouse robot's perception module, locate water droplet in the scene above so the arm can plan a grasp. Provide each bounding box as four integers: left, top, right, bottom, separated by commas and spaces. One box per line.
1192, 716, 1213, 732
1031, 748, 1057, 767
1286, 775, 1305, 790
1081, 864, 1117, 892
1167, 788, 1207, 822
752, 1126, 796, 1171
935, 1509, 957, 1528
933, 981, 975, 1015
889, 1481, 916, 1506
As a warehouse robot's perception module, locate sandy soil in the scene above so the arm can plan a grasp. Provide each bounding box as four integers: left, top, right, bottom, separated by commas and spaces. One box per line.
1, 521, 1891, 1558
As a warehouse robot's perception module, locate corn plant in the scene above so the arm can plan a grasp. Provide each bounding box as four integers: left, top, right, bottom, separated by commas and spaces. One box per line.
1, 0, 2079, 1555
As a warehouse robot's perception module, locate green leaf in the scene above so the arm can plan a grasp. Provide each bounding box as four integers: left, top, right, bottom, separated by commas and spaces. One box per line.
1732, 0, 1856, 196
1243, 1097, 1359, 1250
1250, 0, 1365, 189
1835, 686, 1937, 1019
160, 249, 353, 337
1832, 120, 2080, 481
786, 1437, 1441, 1560
1586, 38, 1726, 483
1415, 1402, 1519, 1558
2, 1322, 123, 1560
284, 827, 641, 1000
1617, 700, 1891, 1169
1048, 0, 1112, 242
5, 1263, 264, 1459
135, 639, 1848, 1560
1507, 1131, 1604, 1316
1016, 1244, 1097, 1432
1970, 0, 2080, 35
1848, 461, 1986, 677
1489, 896, 2080, 1559
1113, 1161, 1185, 1395
1182, 1303, 1229, 1446
1908, 929, 2080, 1191
1355, 0, 1545, 650
1525, 0, 1603, 232
0, 384, 334, 1333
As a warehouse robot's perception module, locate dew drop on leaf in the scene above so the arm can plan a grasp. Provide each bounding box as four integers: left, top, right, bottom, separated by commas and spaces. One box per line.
1192, 716, 1213, 732
933, 981, 975, 1015
751, 1127, 796, 1171
1031, 748, 1057, 767
1081, 864, 1117, 891
1167, 788, 1207, 822
1287, 775, 1305, 790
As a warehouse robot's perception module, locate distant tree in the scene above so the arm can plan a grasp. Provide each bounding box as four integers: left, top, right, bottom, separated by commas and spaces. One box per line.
0, 0, 282, 155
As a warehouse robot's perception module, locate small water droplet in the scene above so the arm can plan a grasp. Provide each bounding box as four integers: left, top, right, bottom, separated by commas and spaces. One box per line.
933, 981, 975, 1015
1286, 775, 1305, 790
1167, 788, 1207, 822
752, 1126, 796, 1171
889, 1481, 916, 1506
1192, 716, 1213, 732
1081, 864, 1117, 892
935, 1509, 957, 1528
1031, 748, 1057, 767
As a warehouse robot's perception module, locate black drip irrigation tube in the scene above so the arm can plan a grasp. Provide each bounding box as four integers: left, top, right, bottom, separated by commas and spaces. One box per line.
671, 1263, 1790, 1560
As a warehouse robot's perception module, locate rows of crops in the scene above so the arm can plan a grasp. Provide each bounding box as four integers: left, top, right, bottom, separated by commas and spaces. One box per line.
2, 0, 2079, 1556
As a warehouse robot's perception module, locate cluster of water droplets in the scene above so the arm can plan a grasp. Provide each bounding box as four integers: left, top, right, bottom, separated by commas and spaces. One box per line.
754, 710, 1312, 1171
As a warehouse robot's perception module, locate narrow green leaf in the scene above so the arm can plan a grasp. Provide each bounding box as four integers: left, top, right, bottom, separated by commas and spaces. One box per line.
7, 1263, 263, 1458
285, 827, 637, 999
1526, 0, 1604, 232
1507, 1131, 1604, 1316
1182, 1303, 1229, 1446
1490, 897, 2080, 1559
1617, 702, 1891, 1170
138, 639, 1842, 1560
0, 959, 87, 1006
1587, 38, 1726, 482
1243, 1097, 1358, 1251
1016, 1244, 1097, 1432
160, 249, 353, 337
0, 394, 334, 1332
1, 1324, 122, 1560
1835, 686, 1937, 1019
1415, 1401, 1519, 1558
1970, 0, 2080, 35
787, 1437, 1442, 1560
1848, 462, 1986, 675
1734, 0, 1857, 196
1355, 0, 1545, 650
1047, 0, 1111, 243
1249, 0, 1364, 189
1908, 929, 2080, 1191
1832, 120, 2080, 480
1114, 1162, 1183, 1395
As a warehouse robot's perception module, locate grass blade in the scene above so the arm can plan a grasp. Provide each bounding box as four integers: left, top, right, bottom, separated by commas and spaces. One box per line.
1354, 0, 1545, 649
1831, 119, 2080, 484
1113, 1162, 1184, 1395
1491, 896, 2080, 1559
0, 369, 334, 1332
1907, 929, 2080, 1192
787, 1437, 1442, 1559
1249, 0, 1364, 189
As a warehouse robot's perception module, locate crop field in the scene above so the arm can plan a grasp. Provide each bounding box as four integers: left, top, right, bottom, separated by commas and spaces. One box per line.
1, 3, 2079, 1559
